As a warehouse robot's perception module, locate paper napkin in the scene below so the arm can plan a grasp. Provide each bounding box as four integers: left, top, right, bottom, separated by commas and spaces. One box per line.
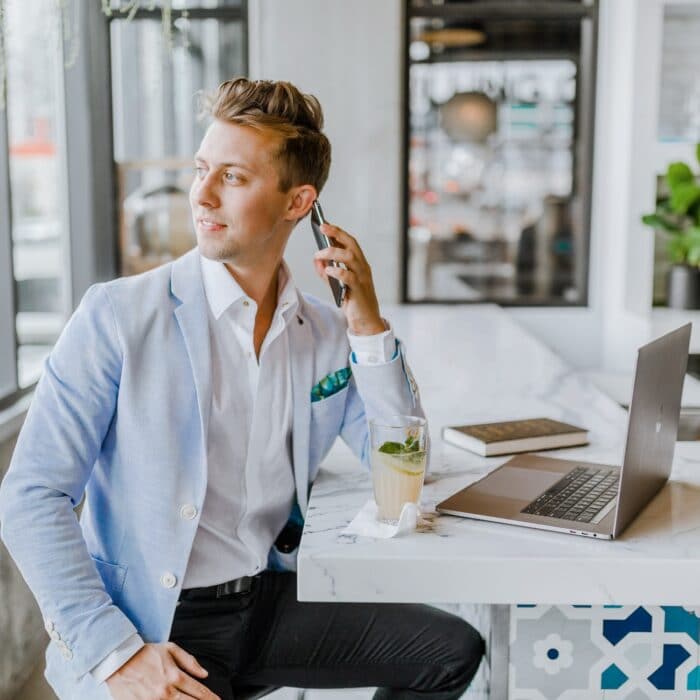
343, 499, 419, 538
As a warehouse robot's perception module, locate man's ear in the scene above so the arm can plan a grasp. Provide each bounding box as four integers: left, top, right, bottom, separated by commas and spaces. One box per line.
286, 185, 317, 222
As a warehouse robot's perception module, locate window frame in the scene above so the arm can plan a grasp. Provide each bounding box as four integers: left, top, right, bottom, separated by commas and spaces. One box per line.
401, 0, 599, 307
0, 100, 20, 409
1, 0, 112, 410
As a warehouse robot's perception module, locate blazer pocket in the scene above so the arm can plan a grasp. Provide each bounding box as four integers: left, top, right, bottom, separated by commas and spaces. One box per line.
310, 382, 349, 411
90, 555, 128, 595
310, 383, 349, 468
310, 367, 352, 403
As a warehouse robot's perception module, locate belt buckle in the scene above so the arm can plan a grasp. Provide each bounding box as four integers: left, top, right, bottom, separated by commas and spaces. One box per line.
216, 576, 252, 598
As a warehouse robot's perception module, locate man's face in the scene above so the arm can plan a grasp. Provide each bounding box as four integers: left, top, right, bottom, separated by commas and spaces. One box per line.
190, 119, 295, 264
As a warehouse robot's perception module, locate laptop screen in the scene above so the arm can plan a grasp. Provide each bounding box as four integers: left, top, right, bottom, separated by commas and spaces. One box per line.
613, 324, 691, 537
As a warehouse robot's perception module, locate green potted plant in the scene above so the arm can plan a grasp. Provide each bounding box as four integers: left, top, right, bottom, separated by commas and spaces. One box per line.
642, 144, 700, 309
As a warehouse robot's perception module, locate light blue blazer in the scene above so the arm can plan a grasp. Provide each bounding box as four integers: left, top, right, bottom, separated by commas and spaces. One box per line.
0, 248, 424, 700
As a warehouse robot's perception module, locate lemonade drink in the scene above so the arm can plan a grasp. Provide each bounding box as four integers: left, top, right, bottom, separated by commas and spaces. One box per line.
371, 446, 427, 522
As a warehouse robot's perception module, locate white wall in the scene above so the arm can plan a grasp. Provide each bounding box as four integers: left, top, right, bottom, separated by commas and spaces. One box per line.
249, 0, 404, 306
249, 0, 700, 372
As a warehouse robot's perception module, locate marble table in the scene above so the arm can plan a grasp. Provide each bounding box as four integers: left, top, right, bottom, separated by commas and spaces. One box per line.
296, 304, 700, 699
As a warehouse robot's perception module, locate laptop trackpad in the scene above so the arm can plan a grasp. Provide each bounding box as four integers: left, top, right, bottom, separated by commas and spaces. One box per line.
472, 466, 562, 501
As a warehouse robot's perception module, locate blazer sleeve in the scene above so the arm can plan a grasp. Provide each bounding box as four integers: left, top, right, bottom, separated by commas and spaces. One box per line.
339, 338, 428, 472
0, 284, 139, 679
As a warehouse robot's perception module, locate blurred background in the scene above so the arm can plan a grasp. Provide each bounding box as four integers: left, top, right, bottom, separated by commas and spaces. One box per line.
2, 0, 700, 698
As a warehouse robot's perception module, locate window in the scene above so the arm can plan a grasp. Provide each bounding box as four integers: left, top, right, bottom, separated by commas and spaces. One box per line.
0, 1, 248, 409
107, 2, 248, 275
1, 0, 69, 407
404, 0, 598, 305
652, 3, 700, 307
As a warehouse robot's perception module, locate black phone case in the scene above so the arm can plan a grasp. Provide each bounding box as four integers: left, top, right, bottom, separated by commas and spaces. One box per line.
310, 204, 346, 308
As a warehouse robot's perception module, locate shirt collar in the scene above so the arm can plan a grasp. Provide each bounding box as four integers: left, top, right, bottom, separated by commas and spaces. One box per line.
199, 253, 299, 321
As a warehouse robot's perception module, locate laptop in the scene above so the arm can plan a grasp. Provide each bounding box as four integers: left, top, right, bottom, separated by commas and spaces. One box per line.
436, 324, 691, 540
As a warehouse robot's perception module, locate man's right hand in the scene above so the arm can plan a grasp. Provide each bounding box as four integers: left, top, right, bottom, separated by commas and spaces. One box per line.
105, 642, 221, 700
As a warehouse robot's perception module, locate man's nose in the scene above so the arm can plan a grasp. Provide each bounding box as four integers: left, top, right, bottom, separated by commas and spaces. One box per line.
194, 174, 220, 208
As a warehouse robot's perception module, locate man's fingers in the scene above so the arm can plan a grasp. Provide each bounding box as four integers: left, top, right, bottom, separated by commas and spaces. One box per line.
166, 642, 209, 679
325, 265, 357, 287
313, 258, 329, 279
166, 644, 221, 700
321, 223, 354, 247
321, 223, 362, 253
314, 246, 353, 265
174, 671, 222, 700
321, 224, 368, 265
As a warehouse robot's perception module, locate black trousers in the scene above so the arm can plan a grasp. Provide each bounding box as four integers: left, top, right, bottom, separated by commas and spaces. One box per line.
168, 571, 485, 700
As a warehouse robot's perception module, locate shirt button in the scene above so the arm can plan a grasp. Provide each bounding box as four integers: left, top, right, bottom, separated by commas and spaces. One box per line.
61, 647, 73, 660
180, 504, 197, 520
242, 300, 250, 307
44, 619, 55, 634
368, 355, 378, 363
160, 572, 177, 589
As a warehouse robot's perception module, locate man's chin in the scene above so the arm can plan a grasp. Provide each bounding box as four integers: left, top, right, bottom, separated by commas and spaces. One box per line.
196, 236, 239, 262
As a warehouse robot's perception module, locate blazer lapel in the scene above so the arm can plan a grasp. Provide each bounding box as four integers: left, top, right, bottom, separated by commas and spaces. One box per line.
288, 299, 314, 514
171, 248, 212, 477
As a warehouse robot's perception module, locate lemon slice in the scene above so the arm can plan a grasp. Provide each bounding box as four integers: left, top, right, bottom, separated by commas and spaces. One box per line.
384, 452, 426, 476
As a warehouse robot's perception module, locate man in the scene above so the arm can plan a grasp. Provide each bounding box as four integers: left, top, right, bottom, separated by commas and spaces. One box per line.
0, 78, 484, 700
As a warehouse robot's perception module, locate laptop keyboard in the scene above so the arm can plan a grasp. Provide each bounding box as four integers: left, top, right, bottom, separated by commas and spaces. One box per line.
521, 466, 619, 523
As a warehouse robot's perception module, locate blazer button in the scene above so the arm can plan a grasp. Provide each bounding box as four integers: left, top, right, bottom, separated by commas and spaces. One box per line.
180, 504, 197, 520
160, 572, 177, 589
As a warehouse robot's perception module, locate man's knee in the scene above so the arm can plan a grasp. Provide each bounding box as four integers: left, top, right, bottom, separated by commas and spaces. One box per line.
443, 618, 486, 689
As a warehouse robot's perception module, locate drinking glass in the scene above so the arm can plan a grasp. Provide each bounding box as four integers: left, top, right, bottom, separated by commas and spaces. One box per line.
369, 415, 428, 524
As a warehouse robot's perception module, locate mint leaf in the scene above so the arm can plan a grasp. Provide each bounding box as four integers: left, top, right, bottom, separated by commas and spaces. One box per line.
378, 441, 404, 454
378, 436, 423, 454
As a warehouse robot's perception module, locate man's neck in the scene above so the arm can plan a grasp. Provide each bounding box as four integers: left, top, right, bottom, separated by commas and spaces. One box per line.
224, 260, 281, 317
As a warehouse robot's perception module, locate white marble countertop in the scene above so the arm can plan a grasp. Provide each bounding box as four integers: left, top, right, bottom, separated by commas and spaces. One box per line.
297, 305, 700, 606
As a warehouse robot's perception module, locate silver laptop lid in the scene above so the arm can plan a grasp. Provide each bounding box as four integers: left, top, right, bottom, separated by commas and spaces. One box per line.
613, 323, 691, 537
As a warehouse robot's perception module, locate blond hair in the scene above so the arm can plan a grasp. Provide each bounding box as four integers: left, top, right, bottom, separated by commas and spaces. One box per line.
199, 77, 331, 194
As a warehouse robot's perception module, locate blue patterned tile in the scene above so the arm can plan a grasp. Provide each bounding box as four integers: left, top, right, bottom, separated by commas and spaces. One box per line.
510, 605, 700, 699
603, 607, 652, 646
601, 664, 628, 690
662, 606, 700, 644
510, 606, 602, 698
648, 644, 692, 690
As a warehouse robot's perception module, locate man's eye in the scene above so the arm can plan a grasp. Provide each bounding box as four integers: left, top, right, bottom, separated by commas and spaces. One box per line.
194, 166, 206, 178
224, 172, 242, 183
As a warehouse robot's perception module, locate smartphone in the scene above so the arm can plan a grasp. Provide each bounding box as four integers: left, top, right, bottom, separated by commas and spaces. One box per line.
310, 200, 347, 307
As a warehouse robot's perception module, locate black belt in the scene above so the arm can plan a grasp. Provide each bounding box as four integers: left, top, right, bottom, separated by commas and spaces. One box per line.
180, 575, 257, 601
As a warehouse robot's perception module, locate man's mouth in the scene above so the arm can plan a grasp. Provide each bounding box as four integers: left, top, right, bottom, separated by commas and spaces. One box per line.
198, 218, 227, 231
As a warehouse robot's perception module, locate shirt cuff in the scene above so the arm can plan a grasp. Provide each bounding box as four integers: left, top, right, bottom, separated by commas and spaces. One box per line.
90, 633, 145, 685
347, 319, 396, 365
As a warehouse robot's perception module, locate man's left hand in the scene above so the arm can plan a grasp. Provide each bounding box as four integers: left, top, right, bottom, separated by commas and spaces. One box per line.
313, 223, 385, 336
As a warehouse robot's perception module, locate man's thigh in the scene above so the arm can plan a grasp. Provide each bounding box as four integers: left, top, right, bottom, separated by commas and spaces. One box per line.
169, 596, 252, 700
239, 571, 484, 693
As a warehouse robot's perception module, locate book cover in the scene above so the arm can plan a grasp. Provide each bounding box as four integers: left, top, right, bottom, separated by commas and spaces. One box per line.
442, 417, 588, 456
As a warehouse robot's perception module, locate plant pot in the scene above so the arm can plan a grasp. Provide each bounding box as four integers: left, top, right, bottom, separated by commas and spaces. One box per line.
667, 264, 700, 309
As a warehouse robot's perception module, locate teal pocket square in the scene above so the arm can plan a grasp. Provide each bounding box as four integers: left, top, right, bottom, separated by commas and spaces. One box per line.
310, 367, 352, 403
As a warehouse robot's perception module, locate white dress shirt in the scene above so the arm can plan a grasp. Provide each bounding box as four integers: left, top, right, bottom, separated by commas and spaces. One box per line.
92, 255, 395, 685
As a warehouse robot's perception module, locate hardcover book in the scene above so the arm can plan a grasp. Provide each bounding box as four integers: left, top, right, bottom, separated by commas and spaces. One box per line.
441, 417, 588, 456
